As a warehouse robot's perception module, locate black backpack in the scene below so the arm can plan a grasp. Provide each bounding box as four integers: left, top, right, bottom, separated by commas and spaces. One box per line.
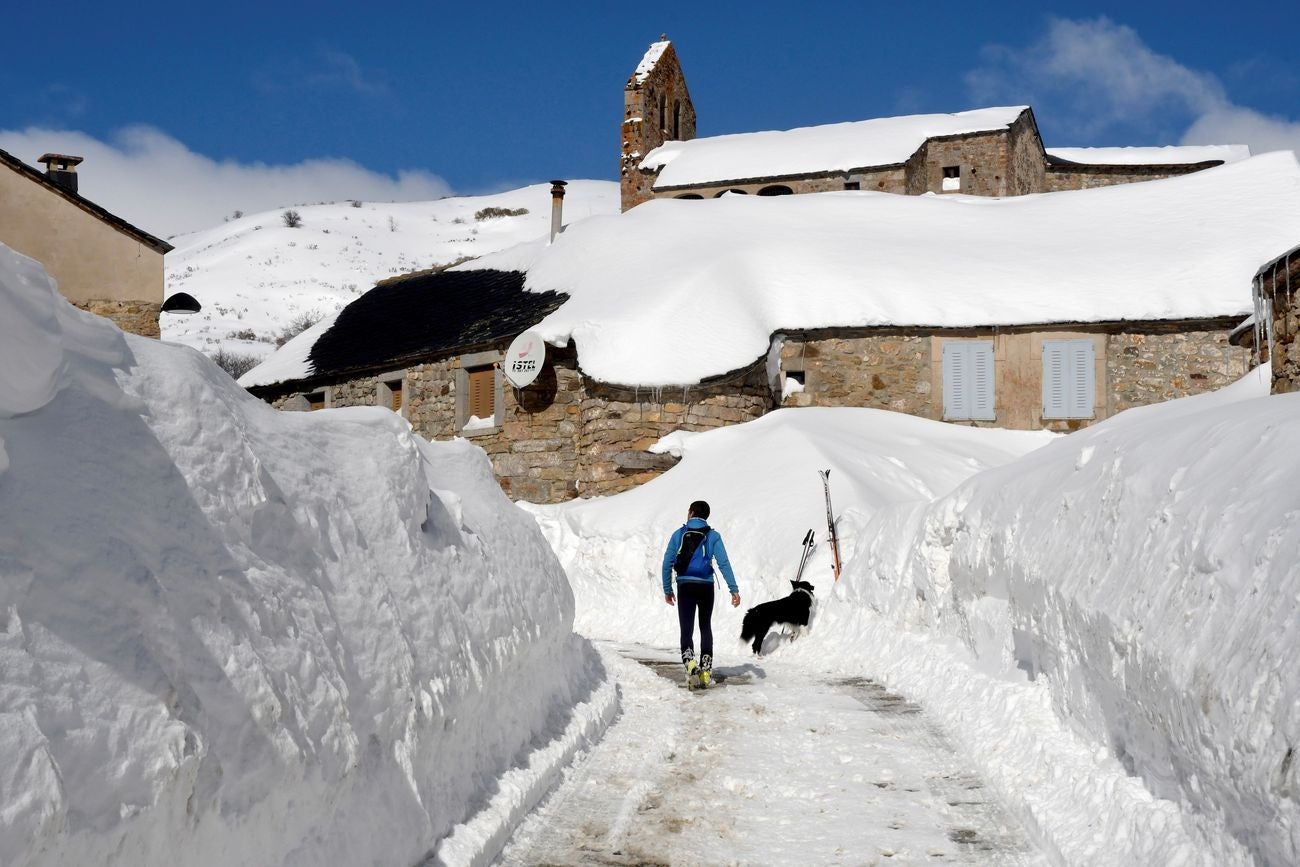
673, 524, 711, 576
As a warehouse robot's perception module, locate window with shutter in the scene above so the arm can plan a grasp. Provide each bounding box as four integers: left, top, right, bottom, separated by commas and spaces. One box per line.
943, 341, 995, 421
467, 367, 495, 421
1042, 339, 1095, 419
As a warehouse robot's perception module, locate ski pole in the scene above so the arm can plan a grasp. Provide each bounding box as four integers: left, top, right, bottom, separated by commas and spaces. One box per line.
794, 528, 814, 581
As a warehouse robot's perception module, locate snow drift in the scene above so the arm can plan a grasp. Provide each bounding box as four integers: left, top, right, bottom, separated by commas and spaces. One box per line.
852, 366, 1300, 865
0, 244, 606, 866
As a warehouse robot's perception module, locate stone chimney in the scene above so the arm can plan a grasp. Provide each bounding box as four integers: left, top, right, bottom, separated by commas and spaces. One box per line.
549, 180, 567, 243
37, 153, 84, 194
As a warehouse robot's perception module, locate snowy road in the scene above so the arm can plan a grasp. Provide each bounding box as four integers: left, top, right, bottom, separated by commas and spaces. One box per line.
497, 644, 1047, 866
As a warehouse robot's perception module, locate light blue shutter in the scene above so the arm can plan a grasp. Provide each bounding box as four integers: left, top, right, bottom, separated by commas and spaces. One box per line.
943, 342, 968, 419
944, 341, 995, 420
1043, 342, 1067, 418
970, 342, 995, 420
1042, 339, 1095, 418
1067, 341, 1094, 418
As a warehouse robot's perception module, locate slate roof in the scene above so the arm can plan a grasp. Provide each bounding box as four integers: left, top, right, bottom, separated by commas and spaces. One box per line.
0, 148, 173, 254
305, 268, 567, 382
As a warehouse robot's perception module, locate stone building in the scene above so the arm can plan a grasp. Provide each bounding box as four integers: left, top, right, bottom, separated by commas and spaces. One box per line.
0, 148, 173, 336
242, 268, 771, 503
1250, 244, 1300, 393
621, 39, 1248, 212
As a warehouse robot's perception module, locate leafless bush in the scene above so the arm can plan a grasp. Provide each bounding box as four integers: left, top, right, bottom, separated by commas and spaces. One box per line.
282, 209, 303, 228
213, 348, 261, 379
276, 309, 322, 346
474, 206, 529, 221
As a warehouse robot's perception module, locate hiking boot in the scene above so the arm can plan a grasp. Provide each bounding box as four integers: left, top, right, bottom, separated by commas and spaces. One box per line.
682, 651, 700, 688
698, 670, 713, 688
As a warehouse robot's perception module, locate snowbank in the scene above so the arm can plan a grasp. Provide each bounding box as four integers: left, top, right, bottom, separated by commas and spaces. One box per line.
641, 106, 1029, 187
525, 381, 1295, 862
468, 151, 1300, 387
850, 365, 1298, 865
0, 244, 608, 866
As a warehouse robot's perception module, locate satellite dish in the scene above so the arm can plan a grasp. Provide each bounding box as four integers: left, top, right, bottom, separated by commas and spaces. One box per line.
503, 330, 545, 388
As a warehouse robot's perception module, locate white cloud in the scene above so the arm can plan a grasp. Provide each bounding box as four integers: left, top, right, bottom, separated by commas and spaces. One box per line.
967, 16, 1300, 156
0, 126, 453, 237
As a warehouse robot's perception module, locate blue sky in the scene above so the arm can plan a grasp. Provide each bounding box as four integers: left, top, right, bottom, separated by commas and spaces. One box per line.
3, 1, 1298, 233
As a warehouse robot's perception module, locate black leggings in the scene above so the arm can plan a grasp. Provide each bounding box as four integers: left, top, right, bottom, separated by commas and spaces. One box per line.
677, 582, 715, 658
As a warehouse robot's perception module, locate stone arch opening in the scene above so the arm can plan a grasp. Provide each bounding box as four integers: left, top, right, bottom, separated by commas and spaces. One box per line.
714, 189, 748, 197
758, 185, 794, 196
675, 193, 704, 199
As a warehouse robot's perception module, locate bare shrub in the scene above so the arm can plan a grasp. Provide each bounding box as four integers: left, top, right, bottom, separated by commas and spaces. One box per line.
213, 348, 261, 379
276, 309, 322, 346
474, 206, 529, 221
282, 209, 303, 228
227, 328, 258, 341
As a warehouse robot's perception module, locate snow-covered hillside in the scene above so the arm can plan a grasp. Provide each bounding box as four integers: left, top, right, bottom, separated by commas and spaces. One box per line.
527, 374, 1297, 863
161, 180, 617, 362
0, 244, 612, 866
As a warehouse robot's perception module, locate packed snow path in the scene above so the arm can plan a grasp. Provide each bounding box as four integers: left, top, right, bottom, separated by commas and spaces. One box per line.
498, 644, 1047, 865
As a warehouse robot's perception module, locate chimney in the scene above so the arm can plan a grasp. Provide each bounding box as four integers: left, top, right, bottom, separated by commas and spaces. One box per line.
37, 153, 83, 194
549, 180, 567, 244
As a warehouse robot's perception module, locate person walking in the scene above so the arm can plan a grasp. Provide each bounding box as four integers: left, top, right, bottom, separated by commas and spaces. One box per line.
662, 500, 740, 689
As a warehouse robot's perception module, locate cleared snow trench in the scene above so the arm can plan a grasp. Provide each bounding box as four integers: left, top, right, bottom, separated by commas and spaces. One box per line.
495, 644, 1047, 866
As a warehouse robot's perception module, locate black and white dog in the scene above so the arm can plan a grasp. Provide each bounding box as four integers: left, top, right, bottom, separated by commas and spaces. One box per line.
740, 580, 816, 654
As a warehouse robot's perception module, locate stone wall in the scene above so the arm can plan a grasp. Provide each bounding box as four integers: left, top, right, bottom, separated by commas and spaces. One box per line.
1253, 250, 1300, 394
74, 298, 161, 338
1044, 163, 1210, 192
1108, 326, 1248, 411
779, 331, 931, 415
656, 166, 907, 199
910, 129, 1012, 196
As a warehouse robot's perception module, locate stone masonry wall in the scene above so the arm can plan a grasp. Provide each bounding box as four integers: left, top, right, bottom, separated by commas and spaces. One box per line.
779, 332, 931, 415
1044, 163, 1208, 192
1255, 252, 1300, 394
910, 130, 1012, 196
75, 298, 161, 338
1108, 327, 1248, 412
656, 166, 907, 199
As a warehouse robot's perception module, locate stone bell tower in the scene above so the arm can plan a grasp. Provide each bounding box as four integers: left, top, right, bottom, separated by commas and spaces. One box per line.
621, 36, 696, 211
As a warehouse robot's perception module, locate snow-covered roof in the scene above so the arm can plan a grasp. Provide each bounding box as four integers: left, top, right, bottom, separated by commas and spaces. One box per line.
641, 106, 1029, 188
1046, 145, 1251, 166
461, 151, 1300, 387
631, 40, 670, 85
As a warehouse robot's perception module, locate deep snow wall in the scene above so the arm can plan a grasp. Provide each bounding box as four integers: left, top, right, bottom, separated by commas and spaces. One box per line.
0, 245, 600, 866
855, 370, 1300, 864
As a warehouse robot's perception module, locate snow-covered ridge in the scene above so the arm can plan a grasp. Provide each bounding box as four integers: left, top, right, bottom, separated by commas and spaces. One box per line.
641, 106, 1029, 187
0, 244, 606, 866
162, 180, 618, 363
1046, 144, 1250, 165
465, 151, 1300, 387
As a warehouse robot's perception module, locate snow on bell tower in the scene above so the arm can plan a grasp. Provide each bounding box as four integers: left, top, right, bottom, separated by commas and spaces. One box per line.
621, 36, 696, 211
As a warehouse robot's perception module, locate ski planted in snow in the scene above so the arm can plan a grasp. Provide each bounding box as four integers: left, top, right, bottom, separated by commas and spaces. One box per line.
819, 469, 842, 581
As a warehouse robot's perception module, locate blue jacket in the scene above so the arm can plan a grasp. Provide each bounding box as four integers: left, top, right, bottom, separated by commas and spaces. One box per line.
662, 517, 739, 595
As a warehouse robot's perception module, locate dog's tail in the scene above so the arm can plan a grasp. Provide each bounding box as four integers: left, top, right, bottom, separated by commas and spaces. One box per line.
739, 607, 759, 642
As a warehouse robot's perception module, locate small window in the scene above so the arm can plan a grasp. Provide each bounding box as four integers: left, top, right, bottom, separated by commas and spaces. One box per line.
673, 99, 682, 139
942, 165, 961, 192
659, 92, 667, 131
1042, 340, 1095, 419
843, 181, 860, 191
943, 341, 995, 421
466, 367, 495, 423
385, 379, 403, 412
305, 391, 326, 411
